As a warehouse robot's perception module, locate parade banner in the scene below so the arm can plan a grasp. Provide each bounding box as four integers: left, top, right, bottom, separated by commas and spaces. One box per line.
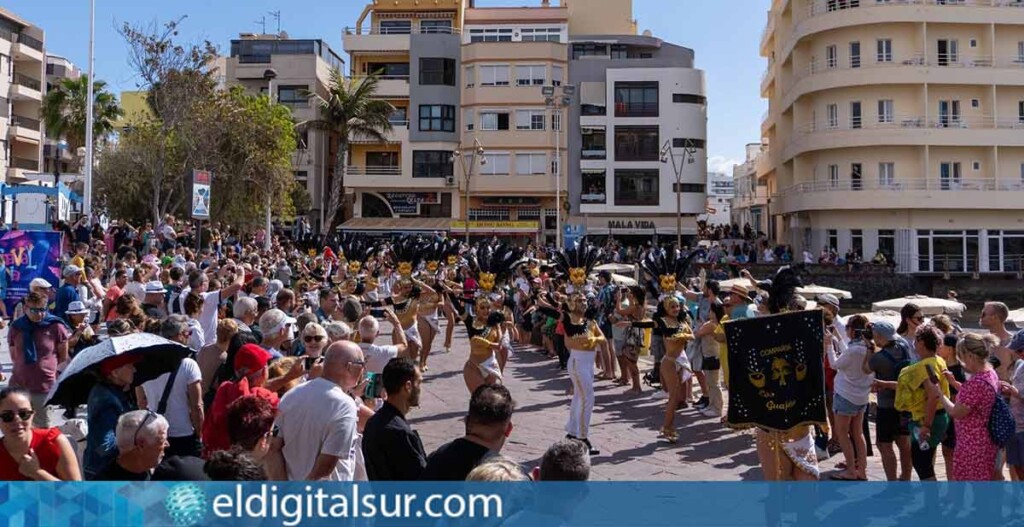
725, 310, 827, 431
191, 169, 212, 219
0, 481, 1014, 527
0, 230, 62, 315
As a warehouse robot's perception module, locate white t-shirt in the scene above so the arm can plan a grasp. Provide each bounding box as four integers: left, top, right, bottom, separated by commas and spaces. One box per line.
187, 318, 206, 353
125, 281, 146, 303
199, 290, 221, 344
359, 342, 398, 374
276, 377, 358, 481
141, 358, 202, 438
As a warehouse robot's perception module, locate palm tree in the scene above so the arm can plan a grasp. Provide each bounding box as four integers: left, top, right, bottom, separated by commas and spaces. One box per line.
304, 70, 394, 232
40, 75, 123, 165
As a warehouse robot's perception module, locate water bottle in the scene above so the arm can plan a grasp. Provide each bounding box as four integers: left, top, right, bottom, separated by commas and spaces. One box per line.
914, 427, 930, 451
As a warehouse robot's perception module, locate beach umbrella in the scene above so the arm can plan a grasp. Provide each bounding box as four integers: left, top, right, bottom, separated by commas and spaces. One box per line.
594, 263, 636, 274
797, 284, 853, 300
871, 295, 965, 317
1010, 308, 1024, 329
46, 333, 192, 409
842, 310, 904, 327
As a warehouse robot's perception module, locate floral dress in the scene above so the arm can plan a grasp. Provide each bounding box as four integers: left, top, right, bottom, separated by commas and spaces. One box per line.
952, 368, 1000, 481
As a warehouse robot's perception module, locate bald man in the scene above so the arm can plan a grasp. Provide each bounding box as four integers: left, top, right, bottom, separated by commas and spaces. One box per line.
268, 341, 366, 481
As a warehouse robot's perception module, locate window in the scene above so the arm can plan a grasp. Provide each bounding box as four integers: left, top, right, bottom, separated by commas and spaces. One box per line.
988, 230, 1024, 272
614, 126, 660, 161
917, 229, 979, 273
973, 161, 981, 171
552, 111, 562, 132
674, 183, 706, 193
851, 163, 863, 190
972, 99, 980, 109
419, 58, 455, 86
1019, 101, 1024, 123
1018, 41, 1024, 64
418, 105, 456, 132
520, 27, 562, 42
552, 65, 563, 87
277, 85, 308, 106
1021, 163, 1024, 184
826, 45, 838, 69
939, 162, 962, 190
481, 153, 511, 175
516, 152, 547, 175
672, 93, 707, 105
581, 171, 607, 204
879, 162, 895, 186
614, 82, 659, 117
479, 65, 510, 86
412, 151, 454, 178
614, 170, 659, 206
878, 99, 893, 123
464, 109, 474, 131
827, 229, 838, 252
850, 41, 861, 68
293, 171, 308, 181
515, 65, 546, 86
937, 39, 958, 66
829, 164, 839, 188
876, 39, 893, 63
572, 43, 608, 59
851, 229, 864, 256
419, 20, 453, 34
582, 127, 606, 159
379, 20, 412, 34
469, 28, 513, 43
515, 109, 546, 130
827, 104, 839, 128
366, 152, 399, 167
465, 66, 475, 87
366, 62, 410, 78
878, 229, 895, 260
850, 101, 862, 129
673, 138, 707, 149
480, 111, 510, 131
389, 107, 408, 125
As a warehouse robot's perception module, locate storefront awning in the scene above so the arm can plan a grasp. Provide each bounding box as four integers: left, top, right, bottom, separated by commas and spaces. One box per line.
338, 217, 452, 233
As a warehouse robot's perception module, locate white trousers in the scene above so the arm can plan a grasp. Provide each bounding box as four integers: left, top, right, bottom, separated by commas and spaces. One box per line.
566, 350, 596, 439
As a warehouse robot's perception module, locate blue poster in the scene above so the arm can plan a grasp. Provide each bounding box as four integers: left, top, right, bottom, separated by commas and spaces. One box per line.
0, 230, 62, 315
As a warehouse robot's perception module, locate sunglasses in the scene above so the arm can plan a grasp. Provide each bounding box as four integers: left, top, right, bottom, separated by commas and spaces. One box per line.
304, 335, 325, 343
0, 409, 34, 423
912, 316, 925, 322
27, 307, 47, 315
133, 410, 157, 447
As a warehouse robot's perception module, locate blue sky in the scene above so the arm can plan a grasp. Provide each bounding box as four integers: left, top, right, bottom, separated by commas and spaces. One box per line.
8, 0, 769, 173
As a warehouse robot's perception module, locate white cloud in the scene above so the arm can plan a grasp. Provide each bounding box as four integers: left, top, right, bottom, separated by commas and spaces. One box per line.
707, 155, 741, 175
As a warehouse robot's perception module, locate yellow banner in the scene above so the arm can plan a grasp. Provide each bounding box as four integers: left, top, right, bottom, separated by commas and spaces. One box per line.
450, 220, 540, 230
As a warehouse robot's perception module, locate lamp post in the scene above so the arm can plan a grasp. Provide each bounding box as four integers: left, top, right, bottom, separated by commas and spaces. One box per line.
543, 84, 575, 250
660, 138, 699, 251
262, 68, 278, 252
83, 0, 95, 220
452, 139, 486, 245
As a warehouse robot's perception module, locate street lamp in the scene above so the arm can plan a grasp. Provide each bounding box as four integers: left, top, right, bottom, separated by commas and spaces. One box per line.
661, 138, 699, 251
452, 139, 486, 245
262, 68, 279, 251
543, 84, 574, 250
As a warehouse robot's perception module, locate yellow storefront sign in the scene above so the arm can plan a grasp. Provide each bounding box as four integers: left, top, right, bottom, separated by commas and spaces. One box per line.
450, 220, 540, 231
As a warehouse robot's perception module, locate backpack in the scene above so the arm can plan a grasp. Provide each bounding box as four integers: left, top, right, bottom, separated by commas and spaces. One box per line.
880, 345, 911, 379
985, 381, 1016, 447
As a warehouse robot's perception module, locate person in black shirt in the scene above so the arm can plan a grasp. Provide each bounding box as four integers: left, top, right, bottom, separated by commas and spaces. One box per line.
95, 410, 169, 481
362, 358, 427, 480
421, 384, 515, 481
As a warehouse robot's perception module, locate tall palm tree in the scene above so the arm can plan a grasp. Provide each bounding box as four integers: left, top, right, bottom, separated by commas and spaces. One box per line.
40, 75, 123, 163
304, 70, 393, 232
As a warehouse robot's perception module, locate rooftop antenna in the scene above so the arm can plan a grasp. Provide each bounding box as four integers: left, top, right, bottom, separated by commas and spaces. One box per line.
255, 15, 266, 35
269, 11, 282, 34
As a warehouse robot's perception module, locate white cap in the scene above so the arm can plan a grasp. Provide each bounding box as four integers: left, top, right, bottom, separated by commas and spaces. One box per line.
29, 278, 53, 290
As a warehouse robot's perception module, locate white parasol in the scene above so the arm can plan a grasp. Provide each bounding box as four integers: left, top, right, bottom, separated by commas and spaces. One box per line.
1010, 308, 1024, 329
871, 295, 966, 317
796, 284, 853, 300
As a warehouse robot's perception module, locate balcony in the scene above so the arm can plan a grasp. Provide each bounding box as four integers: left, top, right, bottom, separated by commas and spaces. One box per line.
774, 177, 1024, 214
349, 75, 410, 98
347, 166, 401, 176
614, 102, 658, 118
9, 116, 42, 142
10, 73, 42, 101
784, 115, 1024, 159
11, 33, 44, 63
348, 122, 409, 145
343, 25, 459, 54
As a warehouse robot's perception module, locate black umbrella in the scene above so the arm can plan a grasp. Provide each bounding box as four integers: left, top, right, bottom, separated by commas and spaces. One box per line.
46, 333, 191, 409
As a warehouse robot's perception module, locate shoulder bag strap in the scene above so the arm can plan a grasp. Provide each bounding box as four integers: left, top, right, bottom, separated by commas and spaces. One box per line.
157, 363, 182, 416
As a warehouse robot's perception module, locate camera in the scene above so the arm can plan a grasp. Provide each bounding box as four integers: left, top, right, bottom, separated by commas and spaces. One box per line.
853, 328, 873, 340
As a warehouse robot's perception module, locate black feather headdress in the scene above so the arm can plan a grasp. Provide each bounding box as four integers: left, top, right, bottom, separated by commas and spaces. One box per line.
390, 236, 428, 279
338, 233, 373, 275
471, 244, 523, 294
440, 238, 462, 268
640, 247, 704, 300
767, 264, 805, 314
551, 244, 602, 290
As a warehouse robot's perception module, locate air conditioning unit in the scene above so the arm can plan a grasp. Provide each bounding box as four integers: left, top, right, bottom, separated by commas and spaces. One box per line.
445, 175, 456, 186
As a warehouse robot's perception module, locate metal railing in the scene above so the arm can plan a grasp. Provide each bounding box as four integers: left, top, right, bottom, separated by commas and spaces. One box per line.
801, 114, 998, 133
14, 33, 43, 51
807, 0, 1019, 18
13, 73, 41, 91
613, 102, 658, 117
10, 115, 41, 131
777, 177, 1015, 195
343, 26, 461, 36
10, 157, 39, 170
346, 166, 402, 176
350, 75, 410, 82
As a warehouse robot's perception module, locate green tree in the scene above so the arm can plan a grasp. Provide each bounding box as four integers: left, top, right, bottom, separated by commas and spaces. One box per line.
302, 70, 393, 232
40, 75, 123, 164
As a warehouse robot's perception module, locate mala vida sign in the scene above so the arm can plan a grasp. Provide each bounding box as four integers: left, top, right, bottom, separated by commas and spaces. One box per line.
608, 220, 656, 230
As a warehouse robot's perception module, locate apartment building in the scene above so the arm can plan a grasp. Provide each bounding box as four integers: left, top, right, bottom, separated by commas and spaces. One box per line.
760, 0, 1024, 274
43, 55, 80, 178
567, 31, 707, 243
0, 7, 45, 185
706, 171, 734, 226
224, 33, 345, 232
731, 142, 769, 235
341, 0, 464, 235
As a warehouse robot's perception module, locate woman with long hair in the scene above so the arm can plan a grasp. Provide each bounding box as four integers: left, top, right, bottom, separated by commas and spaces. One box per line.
693, 301, 726, 418
0, 388, 81, 480
897, 303, 925, 347
826, 315, 874, 481
615, 286, 647, 394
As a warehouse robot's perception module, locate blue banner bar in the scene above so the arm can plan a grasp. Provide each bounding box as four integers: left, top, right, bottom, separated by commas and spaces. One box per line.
0, 482, 1021, 527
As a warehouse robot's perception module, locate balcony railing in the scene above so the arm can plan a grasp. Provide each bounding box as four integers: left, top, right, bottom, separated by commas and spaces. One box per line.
14, 33, 44, 52
801, 114, 1003, 133
614, 102, 658, 117
10, 157, 39, 171
776, 177, 1024, 195
347, 166, 402, 176
807, 0, 1021, 18
343, 26, 461, 36
11, 116, 41, 131
581, 148, 607, 160
13, 73, 41, 91
350, 75, 410, 82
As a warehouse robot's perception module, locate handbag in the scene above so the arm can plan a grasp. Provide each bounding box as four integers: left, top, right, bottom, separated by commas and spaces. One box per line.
986, 381, 1016, 447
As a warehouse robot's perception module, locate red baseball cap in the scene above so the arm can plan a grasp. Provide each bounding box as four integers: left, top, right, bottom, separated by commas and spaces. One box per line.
99, 353, 142, 378
233, 344, 273, 376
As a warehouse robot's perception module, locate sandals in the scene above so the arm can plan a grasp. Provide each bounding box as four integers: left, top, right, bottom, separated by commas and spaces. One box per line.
658, 428, 678, 443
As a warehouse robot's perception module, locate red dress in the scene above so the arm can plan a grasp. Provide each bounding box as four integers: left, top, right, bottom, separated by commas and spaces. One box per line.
0, 428, 64, 481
